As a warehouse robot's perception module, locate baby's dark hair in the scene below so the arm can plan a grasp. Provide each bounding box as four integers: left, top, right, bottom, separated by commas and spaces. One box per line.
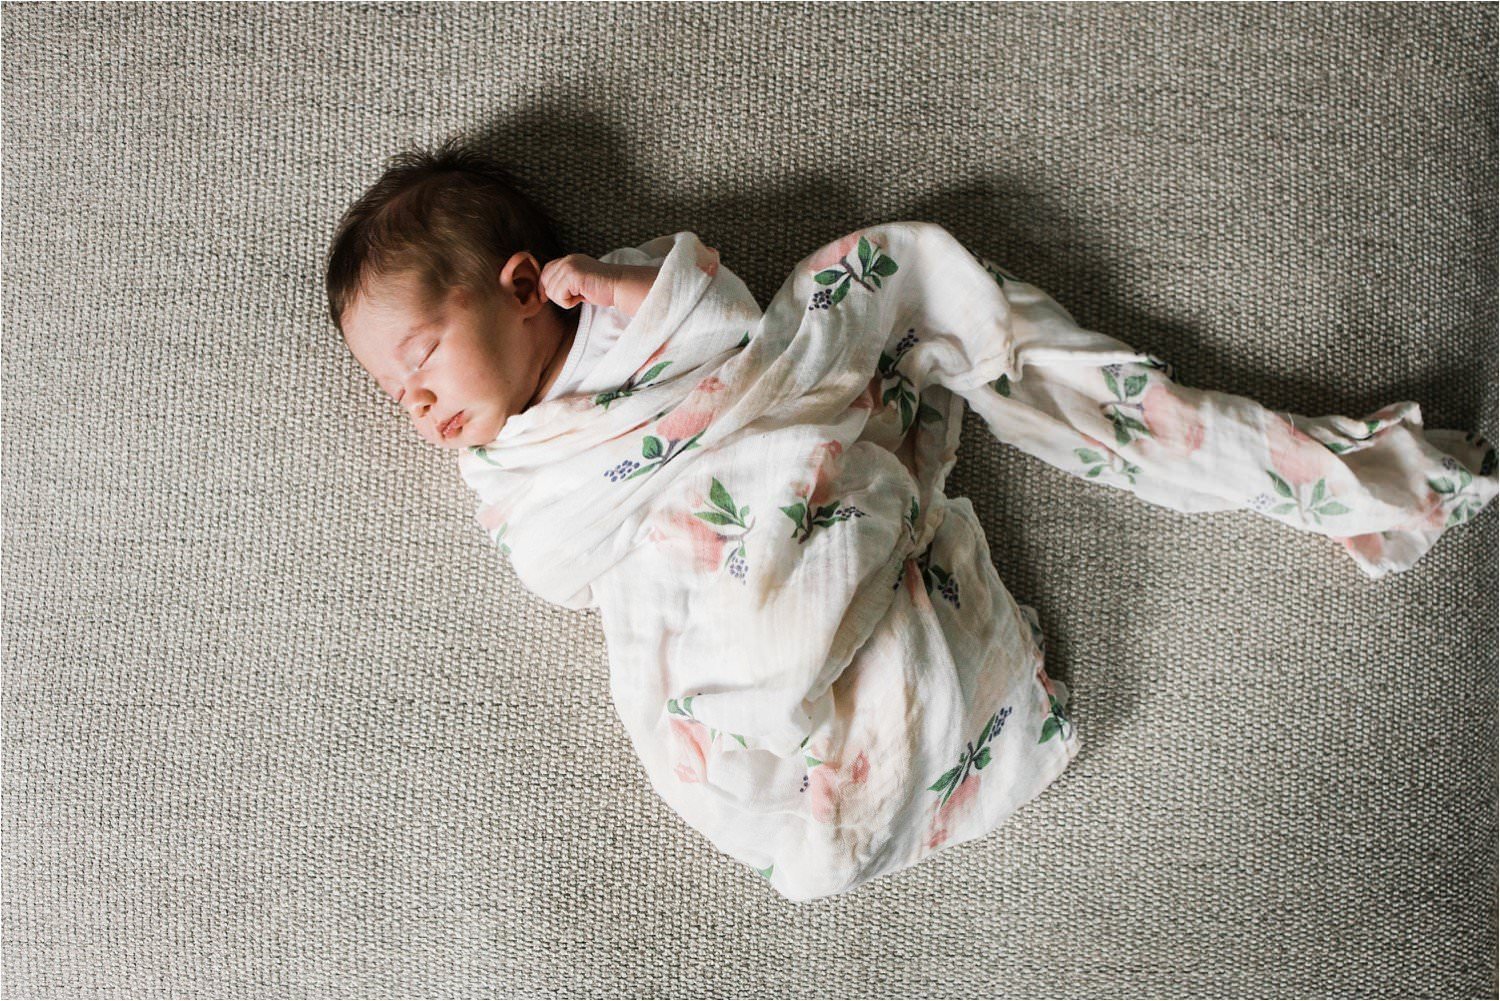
324, 134, 569, 336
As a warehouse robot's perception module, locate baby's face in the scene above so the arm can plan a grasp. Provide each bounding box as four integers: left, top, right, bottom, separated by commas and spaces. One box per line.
340, 254, 565, 450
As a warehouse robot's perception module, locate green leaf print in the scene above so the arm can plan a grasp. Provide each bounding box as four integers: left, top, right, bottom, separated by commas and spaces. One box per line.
874, 330, 927, 433
1258, 469, 1350, 525
1096, 364, 1155, 447
928, 764, 963, 797
667, 695, 749, 748
1323, 417, 1385, 455
593, 359, 673, 410
1039, 693, 1072, 744
1428, 464, 1484, 528
692, 477, 756, 581
1072, 446, 1142, 487
911, 545, 962, 608
780, 465, 864, 543
1102, 369, 1120, 399
709, 477, 736, 517
611, 426, 706, 482
469, 443, 502, 465
780, 491, 865, 545
926, 706, 1013, 808
882, 379, 942, 435
639, 361, 671, 384
1447, 501, 1482, 527
810, 237, 898, 310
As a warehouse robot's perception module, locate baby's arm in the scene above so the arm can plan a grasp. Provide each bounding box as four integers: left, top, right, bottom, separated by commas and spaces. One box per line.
607, 264, 660, 318
540, 254, 659, 318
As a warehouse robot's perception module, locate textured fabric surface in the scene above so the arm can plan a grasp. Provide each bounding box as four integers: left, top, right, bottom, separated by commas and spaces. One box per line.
3, 2, 1495, 996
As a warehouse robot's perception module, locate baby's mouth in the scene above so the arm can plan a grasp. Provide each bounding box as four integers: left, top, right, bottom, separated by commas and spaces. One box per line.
439, 412, 465, 439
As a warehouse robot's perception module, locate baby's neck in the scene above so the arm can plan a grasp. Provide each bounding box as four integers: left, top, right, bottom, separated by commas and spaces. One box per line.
528, 307, 581, 407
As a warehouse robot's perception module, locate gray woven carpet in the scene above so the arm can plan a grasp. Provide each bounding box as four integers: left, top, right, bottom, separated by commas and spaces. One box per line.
4, 2, 1496, 997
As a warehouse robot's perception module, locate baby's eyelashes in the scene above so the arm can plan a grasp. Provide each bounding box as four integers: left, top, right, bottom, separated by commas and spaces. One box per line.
392, 343, 437, 403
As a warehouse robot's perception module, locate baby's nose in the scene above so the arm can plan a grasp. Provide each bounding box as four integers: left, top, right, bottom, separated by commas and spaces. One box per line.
403, 392, 434, 419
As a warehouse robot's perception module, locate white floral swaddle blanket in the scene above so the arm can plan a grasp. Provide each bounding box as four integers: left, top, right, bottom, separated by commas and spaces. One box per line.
457, 222, 1497, 901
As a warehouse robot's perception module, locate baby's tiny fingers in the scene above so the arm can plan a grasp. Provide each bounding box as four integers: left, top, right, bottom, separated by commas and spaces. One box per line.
540, 259, 562, 293
540, 261, 570, 306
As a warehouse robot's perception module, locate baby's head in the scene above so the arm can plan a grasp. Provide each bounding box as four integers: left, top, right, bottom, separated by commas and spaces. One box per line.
325, 135, 579, 449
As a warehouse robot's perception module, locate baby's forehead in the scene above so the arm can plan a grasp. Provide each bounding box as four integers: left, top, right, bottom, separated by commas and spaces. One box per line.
342, 278, 431, 375
345, 280, 437, 342
354, 272, 428, 314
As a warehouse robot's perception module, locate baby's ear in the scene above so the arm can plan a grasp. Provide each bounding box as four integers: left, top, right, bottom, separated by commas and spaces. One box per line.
501, 249, 541, 278
499, 251, 546, 300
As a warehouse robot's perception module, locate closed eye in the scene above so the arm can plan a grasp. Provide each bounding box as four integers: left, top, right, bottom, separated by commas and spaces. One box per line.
394, 342, 438, 403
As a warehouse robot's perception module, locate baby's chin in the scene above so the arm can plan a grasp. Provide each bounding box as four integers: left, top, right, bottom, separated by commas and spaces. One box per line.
445, 409, 504, 449
440, 401, 534, 449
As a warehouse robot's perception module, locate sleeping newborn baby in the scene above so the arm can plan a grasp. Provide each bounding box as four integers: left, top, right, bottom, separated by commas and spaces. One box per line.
334, 227, 652, 450
325, 137, 1497, 902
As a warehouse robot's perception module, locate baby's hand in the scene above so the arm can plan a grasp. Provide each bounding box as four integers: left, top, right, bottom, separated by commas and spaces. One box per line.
539, 254, 617, 310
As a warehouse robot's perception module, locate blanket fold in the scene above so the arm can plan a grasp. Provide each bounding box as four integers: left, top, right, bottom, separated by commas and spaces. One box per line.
458, 221, 1496, 901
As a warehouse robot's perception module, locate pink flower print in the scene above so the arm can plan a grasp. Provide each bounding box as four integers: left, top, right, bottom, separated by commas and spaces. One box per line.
1265, 413, 1338, 487
1139, 384, 1207, 458
1393, 488, 1449, 533
695, 375, 727, 394
903, 557, 924, 604
849, 750, 870, 785
926, 773, 980, 850
657, 406, 714, 442
667, 509, 727, 572
695, 244, 720, 278
806, 231, 866, 276
670, 718, 713, 783
806, 751, 871, 824
655, 375, 727, 441
1336, 532, 1387, 565
1035, 662, 1058, 699
807, 766, 840, 823
808, 440, 845, 507
849, 373, 883, 412
1421, 495, 1450, 530
637, 340, 670, 377
476, 502, 507, 533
